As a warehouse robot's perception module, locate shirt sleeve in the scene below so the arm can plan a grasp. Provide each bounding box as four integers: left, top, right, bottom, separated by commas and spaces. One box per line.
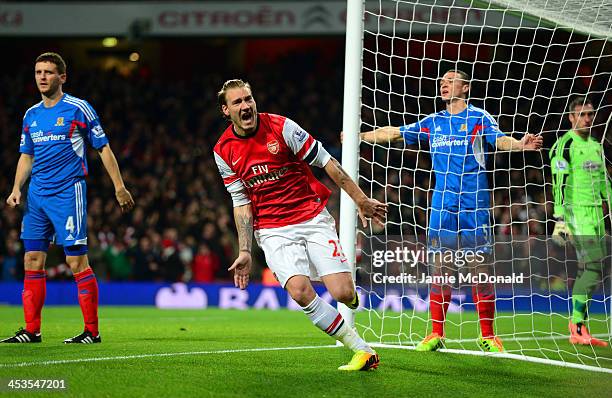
399, 117, 430, 145
213, 151, 251, 207
77, 101, 109, 150
282, 118, 331, 168
19, 116, 34, 155
602, 173, 612, 203
549, 138, 571, 218
600, 155, 612, 203
481, 111, 505, 147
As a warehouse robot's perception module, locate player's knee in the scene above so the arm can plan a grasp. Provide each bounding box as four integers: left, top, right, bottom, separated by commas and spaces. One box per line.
286, 278, 316, 305
585, 261, 603, 273
331, 286, 355, 304
65, 255, 89, 273
24, 251, 46, 270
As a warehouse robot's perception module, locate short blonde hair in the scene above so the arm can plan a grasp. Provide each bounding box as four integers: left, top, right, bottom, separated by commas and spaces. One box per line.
217, 79, 251, 111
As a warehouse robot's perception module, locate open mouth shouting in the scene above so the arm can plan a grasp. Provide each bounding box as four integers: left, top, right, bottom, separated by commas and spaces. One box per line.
241, 110, 253, 122
239, 109, 256, 129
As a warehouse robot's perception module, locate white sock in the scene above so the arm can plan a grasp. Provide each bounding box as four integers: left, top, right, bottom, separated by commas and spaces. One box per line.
302, 295, 373, 353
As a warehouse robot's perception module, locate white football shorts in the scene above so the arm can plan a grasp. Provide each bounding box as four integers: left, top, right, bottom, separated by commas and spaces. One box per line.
254, 208, 351, 287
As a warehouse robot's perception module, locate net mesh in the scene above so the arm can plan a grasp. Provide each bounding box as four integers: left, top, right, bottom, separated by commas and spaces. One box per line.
355, 0, 612, 369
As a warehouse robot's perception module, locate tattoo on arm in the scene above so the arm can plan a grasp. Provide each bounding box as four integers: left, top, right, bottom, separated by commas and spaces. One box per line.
235, 207, 253, 253
331, 158, 352, 187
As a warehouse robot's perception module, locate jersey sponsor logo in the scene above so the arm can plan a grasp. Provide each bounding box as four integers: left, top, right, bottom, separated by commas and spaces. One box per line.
431, 135, 468, 149
582, 160, 601, 171
55, 117, 65, 127
245, 166, 288, 188
232, 156, 242, 166
31, 120, 37, 127
267, 139, 279, 154
30, 130, 66, 143
293, 129, 307, 143
92, 125, 105, 138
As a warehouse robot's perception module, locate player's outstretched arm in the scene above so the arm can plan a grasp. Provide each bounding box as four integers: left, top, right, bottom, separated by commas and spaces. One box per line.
341, 126, 402, 144
229, 204, 253, 289
6, 153, 34, 208
495, 134, 543, 151
98, 144, 135, 212
324, 157, 387, 227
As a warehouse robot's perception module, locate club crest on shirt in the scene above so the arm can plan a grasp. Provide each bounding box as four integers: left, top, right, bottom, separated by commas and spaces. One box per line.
55, 117, 65, 127
267, 140, 279, 154
460, 124, 467, 132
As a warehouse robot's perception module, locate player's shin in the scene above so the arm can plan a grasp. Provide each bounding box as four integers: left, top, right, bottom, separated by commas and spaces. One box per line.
572, 265, 601, 324
74, 268, 99, 336
23, 270, 47, 334
301, 295, 373, 353
473, 282, 496, 337
430, 281, 451, 336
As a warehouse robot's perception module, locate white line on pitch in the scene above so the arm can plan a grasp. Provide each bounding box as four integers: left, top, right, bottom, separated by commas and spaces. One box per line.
378, 333, 610, 345
447, 333, 610, 344
369, 343, 612, 374
446, 334, 609, 343
0, 345, 338, 368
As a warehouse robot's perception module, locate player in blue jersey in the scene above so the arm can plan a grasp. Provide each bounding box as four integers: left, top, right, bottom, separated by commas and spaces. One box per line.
359, 70, 542, 352
1, 52, 134, 344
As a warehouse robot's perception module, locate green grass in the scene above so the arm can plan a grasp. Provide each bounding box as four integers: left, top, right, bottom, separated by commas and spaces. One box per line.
358, 309, 612, 369
0, 307, 610, 397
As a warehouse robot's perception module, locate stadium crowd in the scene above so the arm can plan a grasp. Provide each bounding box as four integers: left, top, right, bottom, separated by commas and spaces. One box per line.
0, 46, 609, 283
0, 52, 345, 282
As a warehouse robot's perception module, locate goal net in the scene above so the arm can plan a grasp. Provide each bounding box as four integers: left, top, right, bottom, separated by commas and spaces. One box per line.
349, 0, 612, 371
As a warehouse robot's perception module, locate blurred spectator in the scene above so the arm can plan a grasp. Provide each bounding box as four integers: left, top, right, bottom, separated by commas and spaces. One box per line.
191, 243, 220, 283
2, 229, 22, 281
105, 241, 132, 281
0, 36, 609, 284
128, 236, 161, 281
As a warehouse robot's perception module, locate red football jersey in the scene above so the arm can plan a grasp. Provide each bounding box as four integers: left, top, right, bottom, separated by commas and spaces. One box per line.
214, 113, 331, 230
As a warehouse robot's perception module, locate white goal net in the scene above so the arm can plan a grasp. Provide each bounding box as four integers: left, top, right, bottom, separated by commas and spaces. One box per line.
350, 0, 612, 371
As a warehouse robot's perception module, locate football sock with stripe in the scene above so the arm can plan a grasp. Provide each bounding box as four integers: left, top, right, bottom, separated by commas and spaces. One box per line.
23, 270, 46, 334
302, 295, 373, 353
74, 268, 99, 336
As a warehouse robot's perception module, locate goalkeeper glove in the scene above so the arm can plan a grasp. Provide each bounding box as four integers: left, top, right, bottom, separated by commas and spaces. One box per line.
552, 219, 571, 246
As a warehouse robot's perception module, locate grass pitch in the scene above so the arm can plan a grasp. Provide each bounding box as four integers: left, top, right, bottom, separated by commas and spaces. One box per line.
0, 307, 610, 397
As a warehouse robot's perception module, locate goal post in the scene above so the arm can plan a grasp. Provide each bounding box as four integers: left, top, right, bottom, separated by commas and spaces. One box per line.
339, 0, 612, 372
339, 0, 366, 328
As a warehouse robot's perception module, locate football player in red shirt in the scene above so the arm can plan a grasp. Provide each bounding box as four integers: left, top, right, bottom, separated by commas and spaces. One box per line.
214, 79, 386, 371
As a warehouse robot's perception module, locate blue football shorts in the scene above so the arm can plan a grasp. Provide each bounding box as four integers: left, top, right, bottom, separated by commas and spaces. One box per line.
21, 179, 88, 248
427, 207, 492, 254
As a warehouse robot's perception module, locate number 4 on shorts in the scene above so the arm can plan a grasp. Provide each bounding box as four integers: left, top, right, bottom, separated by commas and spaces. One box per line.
65, 216, 75, 233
